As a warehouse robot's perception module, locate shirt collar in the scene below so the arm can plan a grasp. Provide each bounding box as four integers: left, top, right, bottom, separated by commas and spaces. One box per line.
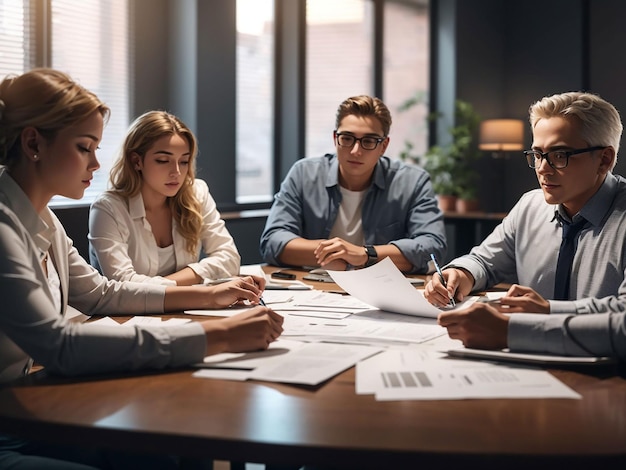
0, 167, 55, 254
553, 172, 618, 226
128, 192, 148, 220
325, 154, 386, 190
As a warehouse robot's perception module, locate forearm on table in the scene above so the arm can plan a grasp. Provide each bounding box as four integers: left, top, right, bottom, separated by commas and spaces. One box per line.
165, 266, 203, 286
374, 244, 413, 272
163, 286, 214, 311
279, 238, 323, 267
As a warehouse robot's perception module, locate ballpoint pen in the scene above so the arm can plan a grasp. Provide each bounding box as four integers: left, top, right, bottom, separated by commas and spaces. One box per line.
430, 253, 456, 307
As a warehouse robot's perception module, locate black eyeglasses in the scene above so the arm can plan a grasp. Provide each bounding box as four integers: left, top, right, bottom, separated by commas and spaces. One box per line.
523, 146, 605, 169
335, 132, 385, 151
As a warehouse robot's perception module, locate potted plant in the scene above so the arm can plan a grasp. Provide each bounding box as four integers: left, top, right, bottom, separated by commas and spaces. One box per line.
444, 100, 482, 212
400, 98, 482, 212
420, 143, 459, 211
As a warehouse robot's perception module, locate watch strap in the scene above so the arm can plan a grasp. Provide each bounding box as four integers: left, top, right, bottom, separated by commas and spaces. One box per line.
364, 245, 378, 267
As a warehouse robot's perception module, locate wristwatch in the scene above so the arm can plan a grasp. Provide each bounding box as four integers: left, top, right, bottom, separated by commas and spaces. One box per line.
364, 245, 378, 267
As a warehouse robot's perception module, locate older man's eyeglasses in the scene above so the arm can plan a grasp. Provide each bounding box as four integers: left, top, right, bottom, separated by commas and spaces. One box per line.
335, 132, 385, 151
523, 146, 605, 169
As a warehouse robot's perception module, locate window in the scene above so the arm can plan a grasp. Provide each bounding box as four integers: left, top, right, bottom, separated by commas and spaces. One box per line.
236, 0, 275, 203
306, 0, 374, 158
305, 0, 430, 162
383, 0, 430, 161
0, 0, 129, 207
0, 0, 33, 76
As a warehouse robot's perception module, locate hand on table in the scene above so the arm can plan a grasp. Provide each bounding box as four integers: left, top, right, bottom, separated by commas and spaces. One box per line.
495, 284, 550, 314
314, 237, 366, 269
438, 303, 509, 350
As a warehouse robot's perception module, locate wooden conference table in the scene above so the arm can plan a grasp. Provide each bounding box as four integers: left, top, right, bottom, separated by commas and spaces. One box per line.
0, 268, 625, 469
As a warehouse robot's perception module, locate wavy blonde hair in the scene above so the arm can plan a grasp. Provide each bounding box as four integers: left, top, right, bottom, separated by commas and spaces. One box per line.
0, 68, 110, 168
108, 110, 202, 255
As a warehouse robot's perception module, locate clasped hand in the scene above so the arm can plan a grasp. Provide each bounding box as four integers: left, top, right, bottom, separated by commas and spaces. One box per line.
314, 237, 366, 269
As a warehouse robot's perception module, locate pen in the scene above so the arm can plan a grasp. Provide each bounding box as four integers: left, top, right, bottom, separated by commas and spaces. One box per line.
430, 253, 456, 307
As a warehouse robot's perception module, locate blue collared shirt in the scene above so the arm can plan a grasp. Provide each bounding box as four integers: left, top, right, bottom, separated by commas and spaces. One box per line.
448, 172, 626, 314
259, 154, 447, 273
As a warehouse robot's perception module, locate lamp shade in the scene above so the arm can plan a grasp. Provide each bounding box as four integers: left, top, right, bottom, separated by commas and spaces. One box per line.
479, 119, 524, 151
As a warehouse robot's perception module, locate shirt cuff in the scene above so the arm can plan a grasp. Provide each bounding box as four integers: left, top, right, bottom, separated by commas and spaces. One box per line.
508, 313, 548, 353
548, 300, 583, 314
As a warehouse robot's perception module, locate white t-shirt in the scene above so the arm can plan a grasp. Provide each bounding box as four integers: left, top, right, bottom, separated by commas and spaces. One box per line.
157, 244, 177, 277
329, 186, 366, 245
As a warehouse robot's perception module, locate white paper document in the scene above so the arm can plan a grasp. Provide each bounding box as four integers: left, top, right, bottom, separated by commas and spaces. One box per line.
356, 349, 581, 400
184, 290, 369, 318
281, 309, 447, 346
271, 290, 374, 319
193, 339, 382, 386
327, 257, 473, 318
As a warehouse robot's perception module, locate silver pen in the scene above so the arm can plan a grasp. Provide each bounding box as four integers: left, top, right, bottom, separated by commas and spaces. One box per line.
430, 253, 456, 307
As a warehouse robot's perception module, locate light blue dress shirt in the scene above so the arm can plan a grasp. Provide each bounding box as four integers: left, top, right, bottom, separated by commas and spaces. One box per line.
259, 154, 447, 273
508, 311, 626, 360
447, 172, 626, 314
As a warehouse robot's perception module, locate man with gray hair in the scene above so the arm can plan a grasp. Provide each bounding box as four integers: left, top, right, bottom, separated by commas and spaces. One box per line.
425, 92, 626, 358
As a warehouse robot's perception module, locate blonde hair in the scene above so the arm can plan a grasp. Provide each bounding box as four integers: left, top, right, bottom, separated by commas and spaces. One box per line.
109, 110, 202, 255
529, 91, 622, 168
335, 95, 392, 136
0, 68, 110, 168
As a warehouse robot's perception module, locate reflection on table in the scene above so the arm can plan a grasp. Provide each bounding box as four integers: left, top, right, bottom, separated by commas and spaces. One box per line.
0, 266, 624, 469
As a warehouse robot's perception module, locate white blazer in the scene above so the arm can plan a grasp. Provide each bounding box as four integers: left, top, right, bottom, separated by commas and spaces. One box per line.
0, 169, 205, 383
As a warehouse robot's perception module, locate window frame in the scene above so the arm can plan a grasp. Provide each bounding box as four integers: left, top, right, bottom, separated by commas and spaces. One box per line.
3, 0, 431, 213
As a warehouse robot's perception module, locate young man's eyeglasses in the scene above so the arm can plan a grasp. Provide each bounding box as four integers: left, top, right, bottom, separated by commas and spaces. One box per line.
335, 132, 385, 151
523, 146, 605, 169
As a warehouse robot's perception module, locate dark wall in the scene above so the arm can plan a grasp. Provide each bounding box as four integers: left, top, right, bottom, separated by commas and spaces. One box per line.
53, 207, 91, 262
452, 0, 626, 213
58, 0, 626, 265
53, 206, 268, 266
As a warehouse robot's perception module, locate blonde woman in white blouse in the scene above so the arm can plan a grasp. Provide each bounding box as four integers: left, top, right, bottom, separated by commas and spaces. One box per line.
89, 110, 240, 286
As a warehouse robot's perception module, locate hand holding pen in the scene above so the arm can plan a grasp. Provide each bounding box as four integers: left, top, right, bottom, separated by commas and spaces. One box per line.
429, 254, 456, 307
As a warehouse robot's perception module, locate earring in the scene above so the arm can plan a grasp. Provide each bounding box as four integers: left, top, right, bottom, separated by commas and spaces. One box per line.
33, 154, 38, 160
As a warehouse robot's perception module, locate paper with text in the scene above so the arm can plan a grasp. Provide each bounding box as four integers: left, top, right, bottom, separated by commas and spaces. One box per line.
281, 309, 446, 346
193, 339, 382, 386
328, 257, 472, 318
356, 349, 581, 400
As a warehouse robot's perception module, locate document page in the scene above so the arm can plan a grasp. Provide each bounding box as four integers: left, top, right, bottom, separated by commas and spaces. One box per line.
193, 339, 382, 386
281, 309, 446, 346
328, 257, 473, 318
356, 349, 581, 400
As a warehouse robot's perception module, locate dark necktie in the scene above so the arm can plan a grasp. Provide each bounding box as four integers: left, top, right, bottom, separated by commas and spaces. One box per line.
553, 217, 587, 300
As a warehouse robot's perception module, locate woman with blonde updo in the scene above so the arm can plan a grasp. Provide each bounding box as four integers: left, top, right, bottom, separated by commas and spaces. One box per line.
89, 110, 240, 285
0, 68, 282, 468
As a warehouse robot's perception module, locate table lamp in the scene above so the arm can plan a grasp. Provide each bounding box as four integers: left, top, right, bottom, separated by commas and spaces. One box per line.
479, 119, 524, 158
